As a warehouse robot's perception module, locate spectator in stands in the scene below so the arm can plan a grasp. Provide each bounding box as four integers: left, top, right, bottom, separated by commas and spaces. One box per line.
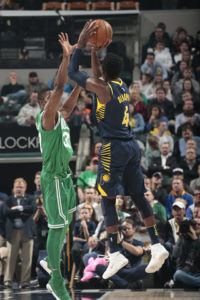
164, 178, 193, 218
190, 164, 200, 190
0, 194, 6, 248
171, 60, 187, 92
3, 178, 36, 288
148, 88, 175, 122
69, 96, 90, 125
147, 23, 172, 51
145, 71, 164, 100
174, 90, 200, 115
186, 139, 199, 158
90, 141, 102, 160
137, 73, 152, 99
175, 99, 200, 135
144, 176, 152, 190
1, 72, 26, 105
173, 219, 200, 289
151, 172, 168, 206
179, 147, 199, 185
129, 103, 145, 134
48, 71, 73, 96
71, 206, 96, 280
33, 171, 41, 201
76, 187, 102, 222
186, 186, 200, 220
149, 141, 177, 187
174, 67, 200, 96
145, 189, 167, 222
17, 91, 40, 126
162, 80, 173, 102
129, 81, 148, 105
173, 27, 192, 53
129, 88, 147, 121
145, 135, 160, 168
173, 40, 190, 64
141, 52, 168, 80
151, 120, 174, 152
154, 40, 173, 72
95, 218, 147, 289
25, 72, 46, 95
76, 157, 98, 203
146, 104, 168, 133
116, 195, 130, 221
173, 123, 200, 161
172, 167, 193, 195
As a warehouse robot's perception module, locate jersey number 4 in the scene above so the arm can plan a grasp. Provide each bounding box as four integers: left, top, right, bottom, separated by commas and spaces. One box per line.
122, 106, 129, 127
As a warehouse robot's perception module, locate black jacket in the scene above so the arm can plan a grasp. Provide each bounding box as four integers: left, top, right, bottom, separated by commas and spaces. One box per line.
148, 155, 177, 177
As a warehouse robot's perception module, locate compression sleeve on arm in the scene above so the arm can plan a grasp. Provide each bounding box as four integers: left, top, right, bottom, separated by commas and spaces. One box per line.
68, 48, 89, 89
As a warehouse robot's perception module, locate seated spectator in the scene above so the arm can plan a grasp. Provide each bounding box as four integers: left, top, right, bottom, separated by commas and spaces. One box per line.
76, 187, 102, 222
164, 178, 193, 218
144, 135, 160, 168
174, 90, 200, 115
137, 73, 152, 99
175, 99, 200, 135
148, 88, 175, 122
186, 186, 200, 220
129, 103, 145, 134
173, 40, 190, 64
145, 189, 167, 222
129, 81, 148, 105
25, 72, 46, 95
141, 52, 168, 81
116, 195, 130, 221
151, 120, 174, 152
17, 91, 40, 126
173, 27, 193, 54
144, 71, 164, 100
154, 40, 173, 72
95, 218, 147, 289
151, 172, 168, 206
90, 141, 102, 160
165, 200, 186, 246
71, 207, 96, 280
76, 157, 98, 203
173, 123, 200, 162
144, 176, 152, 190
171, 60, 187, 92
163, 80, 173, 102
179, 147, 199, 185
1, 71, 26, 105
173, 219, 200, 289
172, 167, 193, 194
146, 104, 168, 133
147, 22, 172, 51
149, 141, 177, 186
174, 67, 200, 96
129, 88, 147, 121
190, 164, 200, 190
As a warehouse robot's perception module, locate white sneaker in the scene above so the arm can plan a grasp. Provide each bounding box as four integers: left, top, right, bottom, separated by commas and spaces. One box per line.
102, 251, 128, 279
145, 243, 169, 273
40, 257, 51, 275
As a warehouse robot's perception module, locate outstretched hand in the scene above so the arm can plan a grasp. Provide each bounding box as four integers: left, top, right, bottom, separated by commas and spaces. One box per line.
77, 20, 98, 49
58, 32, 77, 57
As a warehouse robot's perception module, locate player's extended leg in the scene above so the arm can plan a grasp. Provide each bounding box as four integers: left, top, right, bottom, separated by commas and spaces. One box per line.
131, 194, 169, 273
101, 197, 128, 279
41, 225, 71, 300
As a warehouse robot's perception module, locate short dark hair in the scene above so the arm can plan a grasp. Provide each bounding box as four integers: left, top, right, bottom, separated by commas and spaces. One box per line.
102, 53, 123, 80
38, 88, 51, 104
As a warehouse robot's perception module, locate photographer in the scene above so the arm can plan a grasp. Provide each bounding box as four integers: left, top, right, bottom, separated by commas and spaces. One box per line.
173, 219, 200, 288
95, 219, 147, 289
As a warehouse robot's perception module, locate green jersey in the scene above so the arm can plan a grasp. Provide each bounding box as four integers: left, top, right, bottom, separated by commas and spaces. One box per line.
36, 111, 73, 178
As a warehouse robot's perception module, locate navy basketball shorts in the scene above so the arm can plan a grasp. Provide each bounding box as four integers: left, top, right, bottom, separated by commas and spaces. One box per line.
97, 138, 145, 197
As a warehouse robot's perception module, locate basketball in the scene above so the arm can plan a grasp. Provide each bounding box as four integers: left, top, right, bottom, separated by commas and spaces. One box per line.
88, 19, 113, 50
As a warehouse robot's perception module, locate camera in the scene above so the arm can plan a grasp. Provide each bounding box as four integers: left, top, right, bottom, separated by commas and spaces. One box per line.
179, 219, 197, 235
118, 225, 127, 232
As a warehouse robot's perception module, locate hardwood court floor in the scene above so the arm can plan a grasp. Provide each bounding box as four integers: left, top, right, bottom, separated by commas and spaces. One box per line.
0, 288, 200, 300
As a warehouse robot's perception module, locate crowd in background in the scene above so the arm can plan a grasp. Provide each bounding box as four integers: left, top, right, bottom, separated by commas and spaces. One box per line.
0, 21, 200, 290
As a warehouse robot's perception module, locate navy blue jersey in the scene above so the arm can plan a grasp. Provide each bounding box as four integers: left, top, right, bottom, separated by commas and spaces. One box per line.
92, 79, 133, 140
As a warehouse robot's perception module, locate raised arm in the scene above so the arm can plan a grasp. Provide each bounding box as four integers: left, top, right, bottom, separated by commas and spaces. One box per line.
42, 33, 76, 130
91, 47, 102, 78
68, 21, 111, 104
59, 84, 82, 119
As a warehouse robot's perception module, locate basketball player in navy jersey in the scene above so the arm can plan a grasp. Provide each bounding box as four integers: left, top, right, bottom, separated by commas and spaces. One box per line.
68, 21, 169, 279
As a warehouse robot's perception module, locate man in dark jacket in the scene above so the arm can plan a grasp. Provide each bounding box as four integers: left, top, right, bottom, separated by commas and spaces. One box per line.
3, 178, 36, 288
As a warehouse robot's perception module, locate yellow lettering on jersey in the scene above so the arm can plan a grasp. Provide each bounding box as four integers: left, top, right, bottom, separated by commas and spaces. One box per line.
118, 93, 130, 103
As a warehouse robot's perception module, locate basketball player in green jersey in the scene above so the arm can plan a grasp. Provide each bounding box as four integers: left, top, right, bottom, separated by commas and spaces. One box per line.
36, 32, 81, 300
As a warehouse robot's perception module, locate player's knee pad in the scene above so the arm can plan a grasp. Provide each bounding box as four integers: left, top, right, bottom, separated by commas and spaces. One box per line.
131, 194, 153, 219
101, 197, 118, 226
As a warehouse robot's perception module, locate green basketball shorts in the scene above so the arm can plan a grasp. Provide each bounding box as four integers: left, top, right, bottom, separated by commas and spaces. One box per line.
41, 174, 76, 229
